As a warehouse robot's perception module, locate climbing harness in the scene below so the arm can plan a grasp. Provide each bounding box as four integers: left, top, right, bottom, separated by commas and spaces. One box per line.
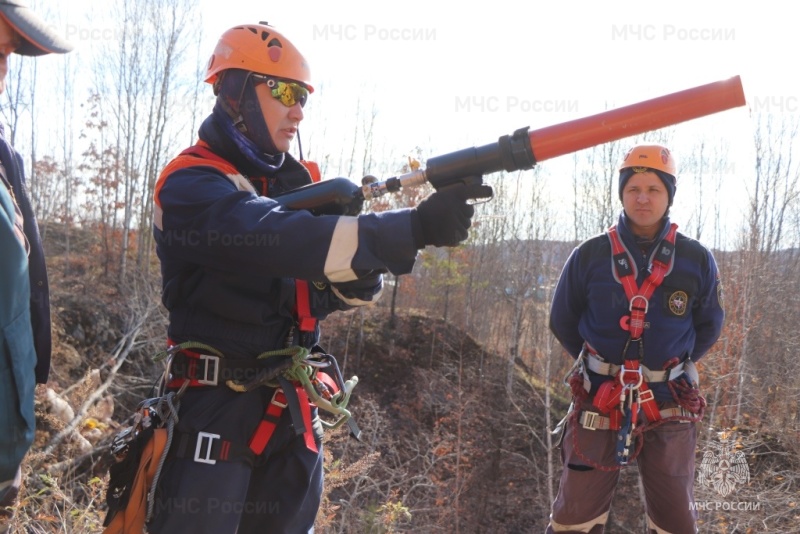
556, 223, 706, 470
154, 340, 359, 433
103, 339, 359, 530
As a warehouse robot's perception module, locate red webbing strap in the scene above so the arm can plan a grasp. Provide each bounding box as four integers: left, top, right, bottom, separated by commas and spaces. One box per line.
593, 380, 621, 414
165, 339, 211, 389
249, 389, 288, 455
593, 359, 643, 413
607, 223, 678, 340
599, 224, 679, 426
249, 386, 318, 455
294, 280, 318, 332
592, 369, 661, 426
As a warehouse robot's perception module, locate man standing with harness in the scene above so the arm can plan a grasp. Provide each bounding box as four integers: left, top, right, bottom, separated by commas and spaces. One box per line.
547, 144, 724, 533
135, 22, 490, 534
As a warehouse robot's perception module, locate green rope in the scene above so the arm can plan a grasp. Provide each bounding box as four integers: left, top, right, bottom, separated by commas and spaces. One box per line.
256, 346, 357, 430
152, 341, 223, 363
155, 342, 357, 430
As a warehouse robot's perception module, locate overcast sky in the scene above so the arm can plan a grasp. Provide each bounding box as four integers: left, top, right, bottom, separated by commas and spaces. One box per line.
27, 0, 800, 246
190, 0, 795, 148
190, 0, 797, 241
46, 0, 797, 165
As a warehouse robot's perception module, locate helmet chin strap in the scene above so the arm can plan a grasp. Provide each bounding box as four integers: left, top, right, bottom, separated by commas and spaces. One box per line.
296, 127, 305, 161
212, 106, 285, 175
214, 70, 249, 133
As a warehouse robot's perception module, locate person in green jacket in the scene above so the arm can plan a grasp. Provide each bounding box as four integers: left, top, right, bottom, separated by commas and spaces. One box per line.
0, 160, 35, 525
0, 1, 71, 527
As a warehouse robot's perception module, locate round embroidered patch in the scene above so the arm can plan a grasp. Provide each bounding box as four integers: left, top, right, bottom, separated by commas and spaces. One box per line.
668, 290, 689, 316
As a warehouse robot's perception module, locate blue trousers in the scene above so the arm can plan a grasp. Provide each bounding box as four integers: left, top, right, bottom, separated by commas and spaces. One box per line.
147, 386, 324, 534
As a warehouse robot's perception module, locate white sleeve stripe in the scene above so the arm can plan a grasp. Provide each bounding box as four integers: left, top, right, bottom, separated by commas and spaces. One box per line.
331, 285, 384, 307
226, 173, 258, 194
324, 217, 359, 282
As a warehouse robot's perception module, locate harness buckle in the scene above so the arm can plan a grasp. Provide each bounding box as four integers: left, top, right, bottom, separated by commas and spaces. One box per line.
197, 354, 220, 386
581, 411, 599, 430
638, 388, 655, 403
628, 294, 649, 313
194, 432, 220, 465
270, 388, 288, 409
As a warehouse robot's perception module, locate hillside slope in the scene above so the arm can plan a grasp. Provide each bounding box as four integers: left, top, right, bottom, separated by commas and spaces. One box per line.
8, 233, 798, 533
317, 310, 572, 533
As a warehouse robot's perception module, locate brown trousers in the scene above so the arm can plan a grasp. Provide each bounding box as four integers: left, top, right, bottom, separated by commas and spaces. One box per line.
547, 411, 698, 534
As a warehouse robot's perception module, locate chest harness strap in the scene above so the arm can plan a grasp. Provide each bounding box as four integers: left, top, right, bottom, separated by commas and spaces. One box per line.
590, 223, 678, 465
294, 280, 318, 333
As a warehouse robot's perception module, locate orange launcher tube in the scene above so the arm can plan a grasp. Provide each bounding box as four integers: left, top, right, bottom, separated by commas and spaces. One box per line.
528, 76, 746, 163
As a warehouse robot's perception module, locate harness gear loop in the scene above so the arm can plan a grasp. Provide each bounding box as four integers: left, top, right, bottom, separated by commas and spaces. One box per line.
153, 340, 223, 364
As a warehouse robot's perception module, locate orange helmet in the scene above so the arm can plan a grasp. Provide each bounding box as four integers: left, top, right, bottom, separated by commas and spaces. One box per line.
619, 144, 676, 176
205, 22, 313, 92
619, 144, 677, 205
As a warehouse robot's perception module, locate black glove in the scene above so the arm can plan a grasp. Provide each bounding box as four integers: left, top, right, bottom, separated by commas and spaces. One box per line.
412, 183, 493, 248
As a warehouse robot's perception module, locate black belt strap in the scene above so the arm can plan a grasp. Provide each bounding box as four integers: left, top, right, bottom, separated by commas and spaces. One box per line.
278, 375, 307, 437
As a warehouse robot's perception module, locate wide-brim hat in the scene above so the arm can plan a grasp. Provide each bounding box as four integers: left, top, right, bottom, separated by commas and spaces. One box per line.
0, 0, 72, 56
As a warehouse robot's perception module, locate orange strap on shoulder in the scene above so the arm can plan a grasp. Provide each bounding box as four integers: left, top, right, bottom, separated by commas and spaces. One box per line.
154, 141, 241, 208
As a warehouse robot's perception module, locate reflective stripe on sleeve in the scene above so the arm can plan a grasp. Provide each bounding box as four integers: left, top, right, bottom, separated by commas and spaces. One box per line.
324, 217, 359, 282
330, 284, 384, 307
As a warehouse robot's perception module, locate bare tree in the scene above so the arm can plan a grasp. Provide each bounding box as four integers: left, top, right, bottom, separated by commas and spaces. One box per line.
89, 0, 200, 280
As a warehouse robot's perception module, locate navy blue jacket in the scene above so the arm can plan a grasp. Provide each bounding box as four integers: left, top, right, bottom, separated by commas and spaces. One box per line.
0, 125, 51, 384
154, 114, 420, 356
549, 213, 724, 400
